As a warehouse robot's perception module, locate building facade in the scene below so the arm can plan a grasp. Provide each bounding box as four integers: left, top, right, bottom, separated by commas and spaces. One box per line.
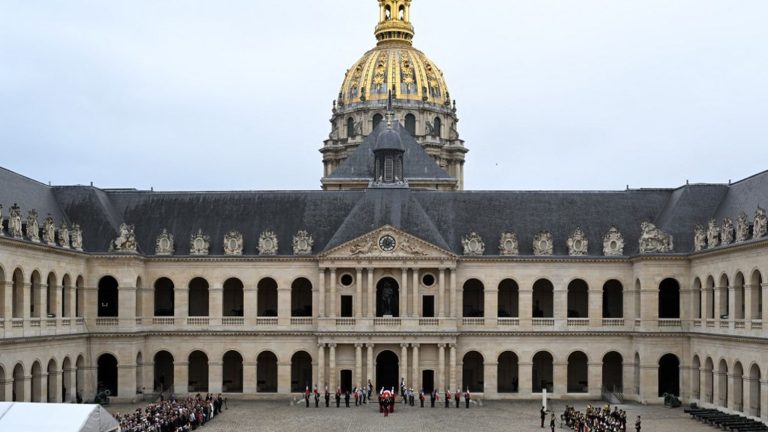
0, 0, 767, 423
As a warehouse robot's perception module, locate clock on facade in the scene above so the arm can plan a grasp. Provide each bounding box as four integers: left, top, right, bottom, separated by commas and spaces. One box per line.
378, 235, 396, 252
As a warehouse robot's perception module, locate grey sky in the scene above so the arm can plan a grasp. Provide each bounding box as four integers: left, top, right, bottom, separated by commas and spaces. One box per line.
1, 0, 766, 191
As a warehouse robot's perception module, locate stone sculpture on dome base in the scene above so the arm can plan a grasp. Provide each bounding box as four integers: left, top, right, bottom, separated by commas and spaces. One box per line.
9, 203, 22, 239
462, 232, 485, 256
42, 216, 56, 245
155, 229, 175, 256
754, 207, 767, 239
293, 230, 314, 255
693, 225, 707, 252
190, 230, 210, 256
567, 227, 588, 256
224, 231, 244, 256
71, 224, 83, 251
498, 232, 519, 256
639, 222, 673, 254
533, 231, 553, 256
602, 226, 625, 256
721, 218, 734, 245
110, 223, 137, 253
706, 219, 720, 249
58, 222, 70, 249
735, 213, 750, 243
26, 209, 40, 243
259, 231, 279, 256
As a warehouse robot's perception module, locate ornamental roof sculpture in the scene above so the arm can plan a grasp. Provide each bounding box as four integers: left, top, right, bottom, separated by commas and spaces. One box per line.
706, 218, 720, 249
110, 223, 137, 253
155, 229, 174, 256
567, 227, 588, 256
9, 203, 22, 238
259, 231, 278, 256
499, 232, 519, 256
602, 226, 625, 257
58, 222, 70, 249
735, 213, 750, 243
533, 231, 553, 256
721, 218, 734, 245
26, 209, 40, 243
42, 215, 56, 245
71, 224, 83, 251
190, 229, 210, 256
693, 225, 707, 252
224, 231, 244, 256
754, 207, 767, 239
293, 230, 314, 256
462, 232, 485, 256
639, 222, 673, 254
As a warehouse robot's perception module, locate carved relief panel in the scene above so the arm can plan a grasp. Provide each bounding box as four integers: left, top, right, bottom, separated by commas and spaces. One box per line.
190, 229, 210, 256
259, 231, 279, 256
155, 229, 175, 256
224, 231, 244, 256
293, 230, 314, 255
639, 222, 673, 254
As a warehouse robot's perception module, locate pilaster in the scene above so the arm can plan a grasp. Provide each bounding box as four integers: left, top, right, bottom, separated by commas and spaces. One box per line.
400, 344, 408, 386
317, 344, 326, 388
329, 268, 337, 317
355, 344, 363, 387
587, 362, 601, 398
366, 344, 374, 385
209, 362, 223, 393
519, 362, 533, 395
174, 286, 188, 319
400, 268, 408, 318
484, 361, 498, 397
47, 371, 61, 402
588, 289, 602, 327
412, 344, 420, 391
437, 344, 445, 391
411, 269, 419, 317
277, 362, 291, 394
367, 268, 375, 318
318, 269, 325, 318
328, 344, 337, 390
355, 268, 363, 318
173, 362, 188, 395
243, 361, 257, 394
553, 362, 567, 396
449, 344, 457, 391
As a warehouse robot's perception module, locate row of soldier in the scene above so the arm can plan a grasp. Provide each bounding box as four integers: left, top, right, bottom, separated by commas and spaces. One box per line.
555, 405, 638, 432
0, 203, 83, 250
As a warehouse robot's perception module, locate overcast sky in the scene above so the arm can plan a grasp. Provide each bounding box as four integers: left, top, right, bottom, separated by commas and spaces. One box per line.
1, 0, 766, 191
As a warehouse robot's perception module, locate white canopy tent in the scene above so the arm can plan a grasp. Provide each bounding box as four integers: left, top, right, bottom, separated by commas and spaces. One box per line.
0, 402, 120, 432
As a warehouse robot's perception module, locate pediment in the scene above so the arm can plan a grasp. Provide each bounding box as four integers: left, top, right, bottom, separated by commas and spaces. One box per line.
320, 225, 456, 261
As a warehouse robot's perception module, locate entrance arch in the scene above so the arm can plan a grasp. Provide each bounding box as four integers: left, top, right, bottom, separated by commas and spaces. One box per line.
376, 350, 399, 392
602, 352, 623, 392
154, 351, 174, 393
532, 351, 553, 393
291, 351, 312, 392
376, 278, 400, 317
13, 364, 24, 401
658, 354, 680, 397
497, 351, 519, 393
462, 351, 484, 392
97, 354, 118, 397
223, 351, 243, 393
257, 351, 278, 392
188, 351, 208, 393
567, 351, 588, 393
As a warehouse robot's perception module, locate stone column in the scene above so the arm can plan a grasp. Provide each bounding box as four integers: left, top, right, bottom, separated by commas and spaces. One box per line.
400, 269, 408, 318
209, 284, 223, 326
174, 362, 188, 395
639, 364, 658, 403
355, 344, 363, 387
63, 366, 76, 402
329, 269, 337, 317
437, 344, 445, 391
50, 283, 61, 321
39, 371, 48, 403
367, 268, 375, 318
317, 344, 326, 388
121, 284, 136, 325
277, 284, 290, 326
23, 282, 31, 320
355, 268, 363, 318
47, 370, 61, 402
449, 344, 457, 391
0, 373, 12, 402
450, 270, 457, 318
553, 362, 567, 396
412, 344, 420, 391
761, 378, 768, 421
38, 281, 47, 319
277, 361, 291, 394
554, 281, 567, 327
703, 286, 712, 320
744, 283, 753, 322
400, 344, 408, 386
438, 268, 446, 318
485, 285, 498, 325
519, 361, 533, 395
329, 344, 337, 390
484, 361, 498, 397
366, 344, 374, 385
243, 361, 257, 394
412, 269, 419, 318
318, 268, 325, 318
209, 362, 223, 393
519, 285, 532, 328
762, 283, 768, 324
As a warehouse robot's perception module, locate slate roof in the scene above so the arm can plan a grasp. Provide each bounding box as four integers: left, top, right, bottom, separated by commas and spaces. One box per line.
325, 121, 455, 181
1, 166, 766, 256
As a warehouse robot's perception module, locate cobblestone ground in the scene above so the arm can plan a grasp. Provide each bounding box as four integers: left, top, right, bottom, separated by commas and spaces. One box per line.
110, 399, 722, 432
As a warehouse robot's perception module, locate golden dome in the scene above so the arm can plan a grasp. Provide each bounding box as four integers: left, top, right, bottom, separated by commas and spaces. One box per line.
338, 1, 451, 108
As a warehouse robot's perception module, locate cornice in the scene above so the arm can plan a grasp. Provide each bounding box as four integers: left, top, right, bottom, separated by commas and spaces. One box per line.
0, 235, 87, 258
689, 237, 768, 260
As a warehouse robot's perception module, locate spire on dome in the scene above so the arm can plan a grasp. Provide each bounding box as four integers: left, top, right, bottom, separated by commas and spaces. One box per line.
385, 90, 394, 128
375, 0, 415, 46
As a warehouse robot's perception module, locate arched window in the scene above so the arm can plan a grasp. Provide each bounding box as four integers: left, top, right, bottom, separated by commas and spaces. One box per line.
347, 117, 355, 138
567, 279, 589, 318
658, 278, 680, 319
188, 277, 209, 317
432, 117, 441, 137
257, 278, 278, 317
98, 276, 119, 317
718, 274, 730, 320
98, 354, 118, 397
153, 278, 175, 317
602, 280, 623, 318
404, 114, 416, 136
153, 351, 174, 392
373, 113, 384, 130
602, 352, 623, 393
462, 279, 484, 317
462, 352, 484, 392
385, 5, 392, 20
291, 351, 313, 392
291, 278, 313, 317
257, 351, 278, 392
398, 5, 405, 20
497, 279, 518, 318
30, 271, 41, 317
223, 278, 244, 317
658, 354, 680, 397
532, 352, 553, 393
567, 352, 589, 393
497, 352, 519, 393
532, 279, 554, 318
223, 351, 243, 393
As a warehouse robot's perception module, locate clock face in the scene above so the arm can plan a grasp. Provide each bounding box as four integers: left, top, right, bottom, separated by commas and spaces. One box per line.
379, 235, 396, 252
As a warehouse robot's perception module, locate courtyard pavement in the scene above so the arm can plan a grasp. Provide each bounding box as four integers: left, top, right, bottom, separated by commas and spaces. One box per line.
109, 398, 724, 432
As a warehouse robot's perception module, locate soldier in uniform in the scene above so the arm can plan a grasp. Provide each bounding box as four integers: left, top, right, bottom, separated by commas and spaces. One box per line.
344, 390, 350, 407
324, 386, 330, 407
455, 387, 461, 408
635, 415, 642, 432
313, 385, 320, 408
335, 387, 341, 407
540, 406, 547, 428
430, 389, 436, 407
550, 412, 556, 432
304, 386, 310, 407
445, 388, 451, 408
419, 389, 425, 408
464, 387, 471, 408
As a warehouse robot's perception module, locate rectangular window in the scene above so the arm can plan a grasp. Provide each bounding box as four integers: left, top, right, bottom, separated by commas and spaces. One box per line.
341, 295, 353, 317
422, 295, 435, 317
384, 156, 394, 182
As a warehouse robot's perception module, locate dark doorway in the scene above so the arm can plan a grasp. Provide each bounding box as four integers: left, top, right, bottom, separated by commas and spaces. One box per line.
223, 351, 243, 393
154, 351, 174, 393
291, 278, 312, 317
658, 278, 681, 319
341, 296, 353, 317
97, 354, 118, 397
258, 278, 278, 317
188, 277, 209, 317
462, 279, 484, 317
376, 278, 399, 317
658, 354, 680, 396
422, 296, 435, 317
97, 276, 118, 317
376, 350, 399, 392
153, 277, 174, 317
422, 370, 434, 393
462, 352, 484, 392
291, 351, 312, 392
340, 370, 352, 393
602, 352, 623, 392
498, 351, 519, 393
257, 351, 278, 392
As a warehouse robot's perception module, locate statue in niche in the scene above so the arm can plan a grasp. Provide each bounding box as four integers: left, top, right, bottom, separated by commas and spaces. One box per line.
567, 227, 588, 256
721, 218, 734, 245
706, 218, 720, 249
425, 120, 434, 136
71, 224, 83, 251
293, 230, 314, 256
224, 231, 243, 256
533, 231, 553, 256
754, 207, 767, 239
26, 209, 40, 243
9, 203, 22, 238
58, 222, 70, 249
380, 279, 395, 316
42, 215, 56, 245
499, 232, 519, 256
258, 231, 279, 256
693, 225, 707, 252
639, 222, 673, 254
190, 229, 210, 256
462, 232, 485, 256
110, 223, 137, 253
602, 226, 625, 256
155, 229, 175, 256
735, 212, 750, 243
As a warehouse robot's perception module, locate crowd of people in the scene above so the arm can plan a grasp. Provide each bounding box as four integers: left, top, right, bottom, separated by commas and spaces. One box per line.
114, 393, 226, 432
554, 405, 639, 432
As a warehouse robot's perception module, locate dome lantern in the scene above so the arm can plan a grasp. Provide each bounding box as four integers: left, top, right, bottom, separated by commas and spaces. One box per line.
375, 0, 415, 46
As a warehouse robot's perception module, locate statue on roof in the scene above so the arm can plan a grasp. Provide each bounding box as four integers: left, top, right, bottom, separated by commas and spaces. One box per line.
754, 207, 767, 239
110, 223, 137, 253
706, 218, 720, 249
721, 218, 734, 245
43, 215, 56, 245
693, 225, 707, 252
639, 222, 673, 254
58, 222, 70, 249
602, 226, 625, 256
735, 213, 750, 243
26, 209, 40, 243
9, 203, 22, 238
71, 224, 83, 251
